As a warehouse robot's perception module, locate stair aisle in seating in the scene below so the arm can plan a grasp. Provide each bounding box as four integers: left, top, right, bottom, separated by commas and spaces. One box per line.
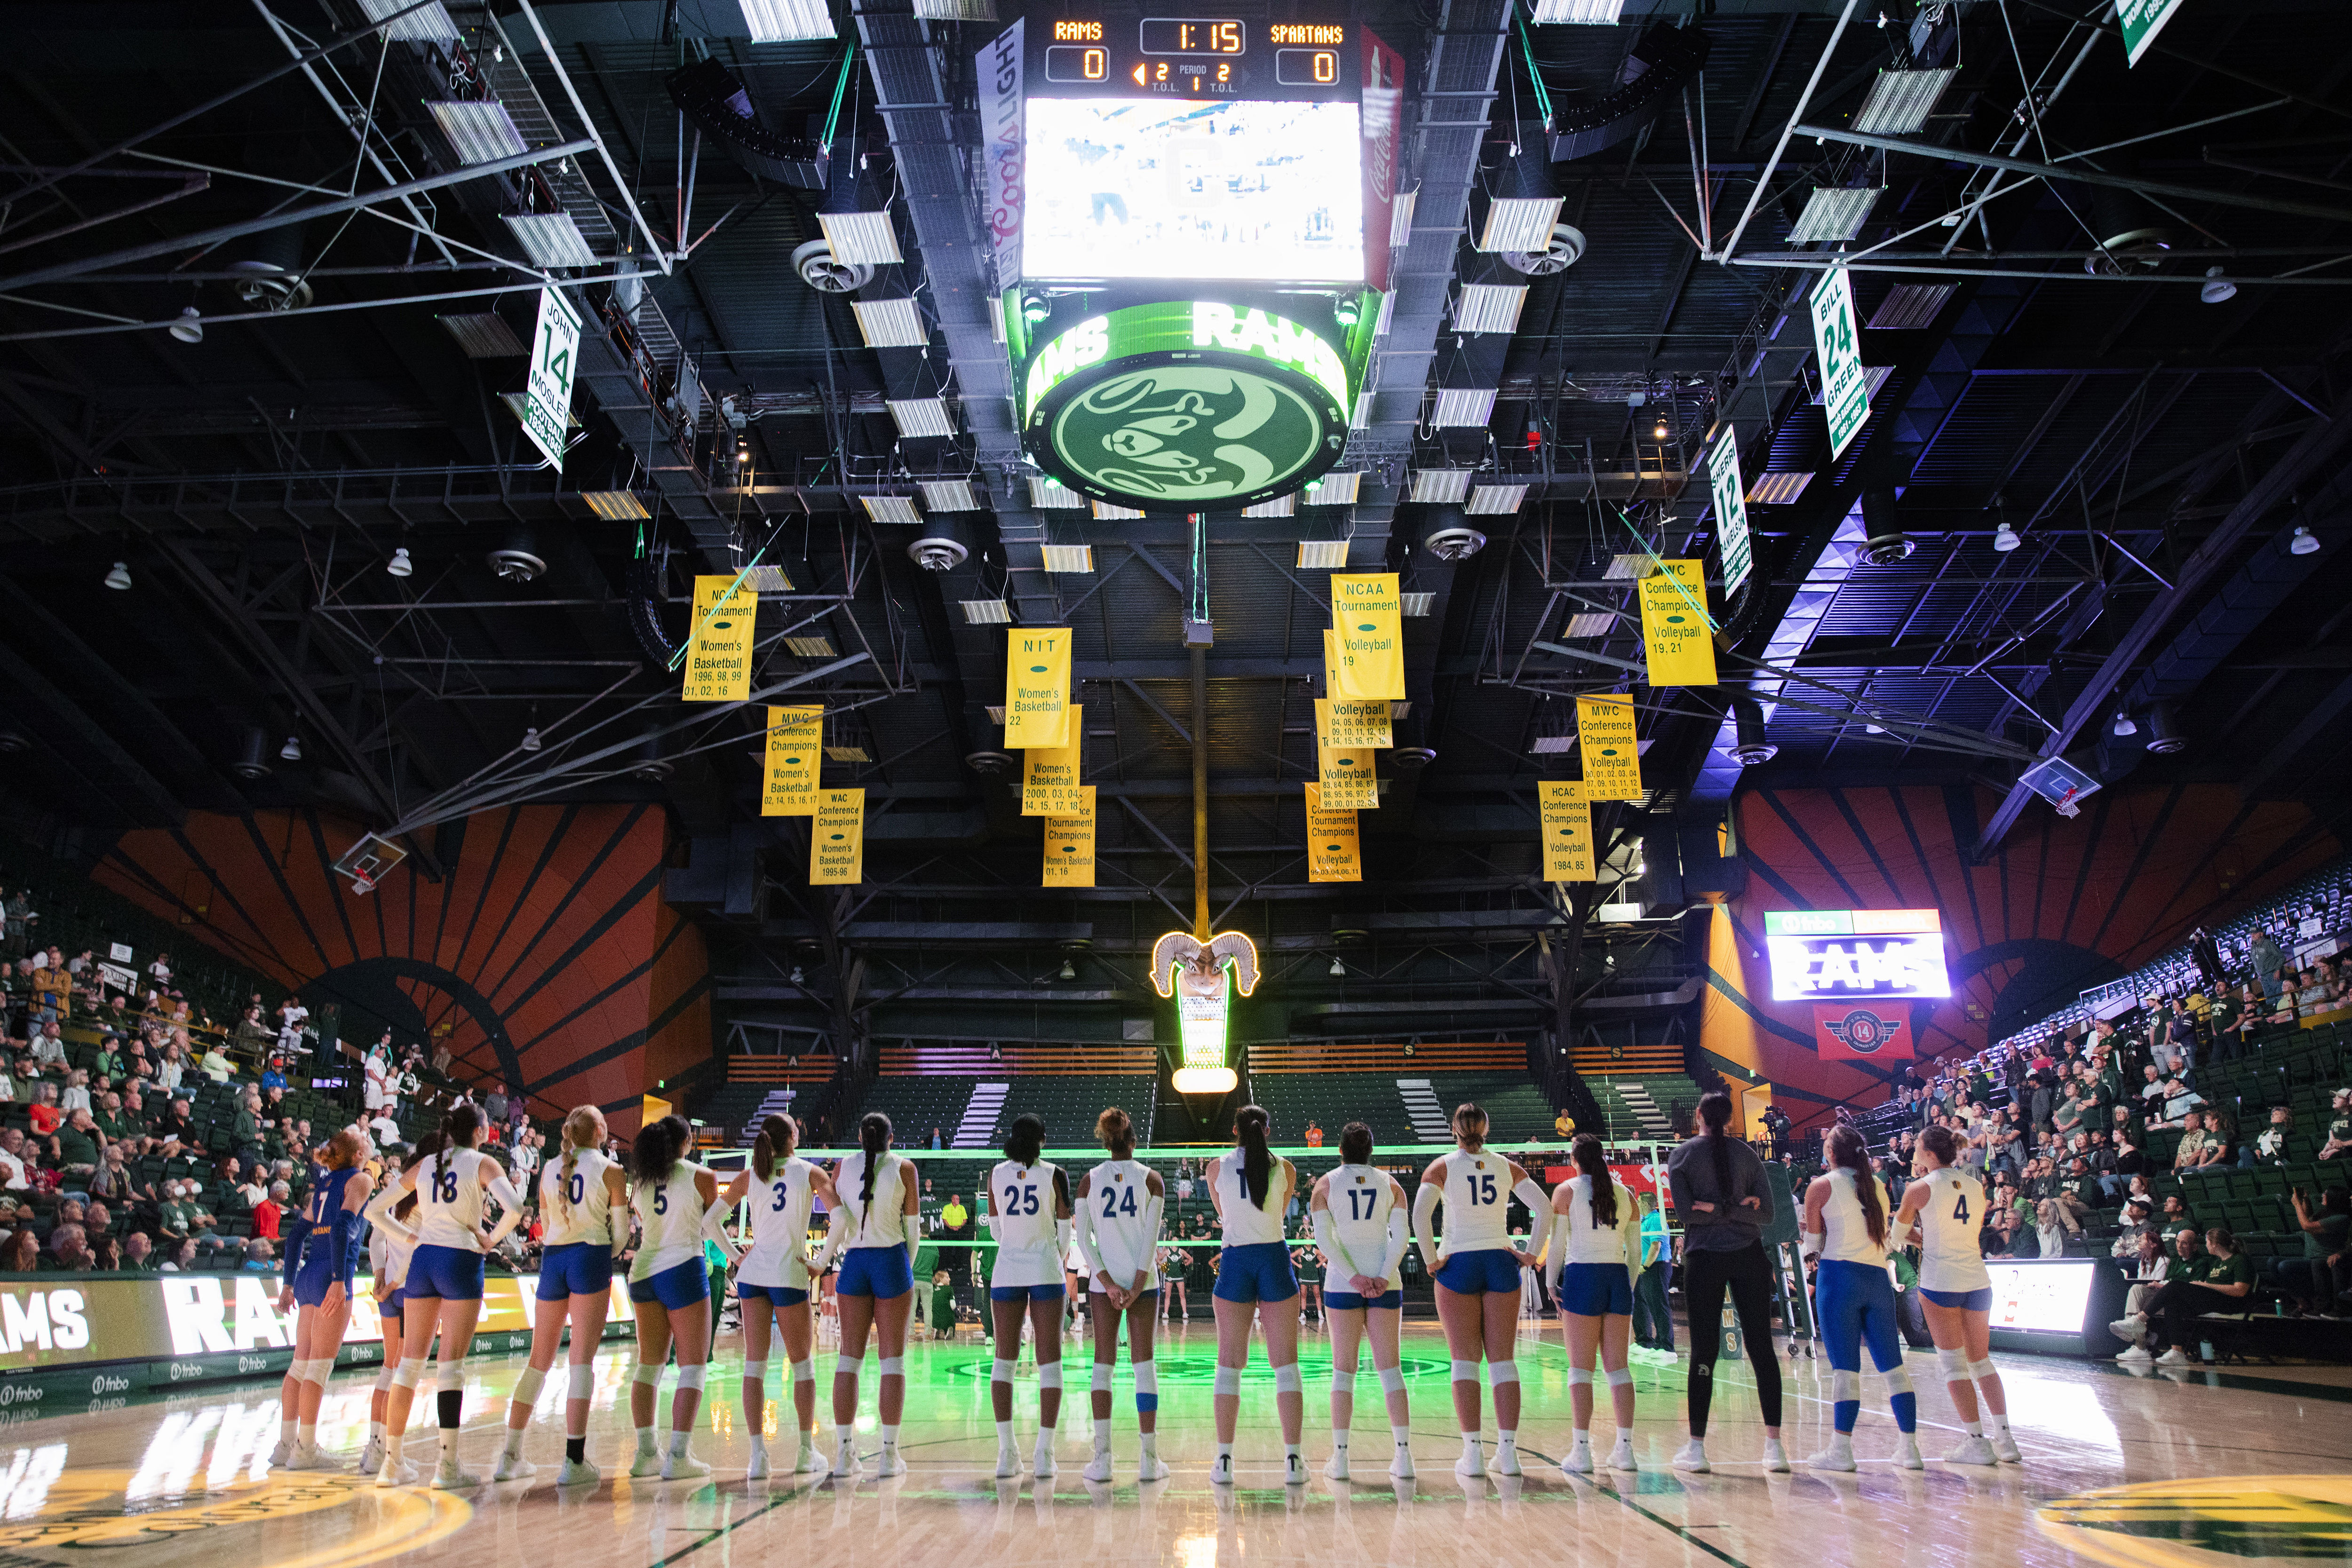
954, 1083, 1007, 1148
1617, 1080, 1672, 1140
1397, 1079, 1450, 1142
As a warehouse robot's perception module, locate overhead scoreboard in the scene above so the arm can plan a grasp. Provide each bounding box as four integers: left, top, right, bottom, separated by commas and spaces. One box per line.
1763, 908, 1951, 1003
997, 7, 1400, 511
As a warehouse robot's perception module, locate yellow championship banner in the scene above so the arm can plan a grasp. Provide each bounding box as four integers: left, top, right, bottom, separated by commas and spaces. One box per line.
1538, 780, 1596, 882
1331, 572, 1405, 699
1041, 785, 1097, 887
1326, 697, 1392, 749
1022, 703, 1084, 816
682, 575, 755, 701
1318, 741, 1379, 809
760, 704, 824, 816
1576, 695, 1644, 800
809, 789, 865, 884
1004, 627, 1073, 749
1638, 559, 1717, 687
1305, 783, 1361, 882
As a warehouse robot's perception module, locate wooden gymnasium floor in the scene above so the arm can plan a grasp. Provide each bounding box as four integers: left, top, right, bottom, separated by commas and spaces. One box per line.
0, 1319, 2344, 1568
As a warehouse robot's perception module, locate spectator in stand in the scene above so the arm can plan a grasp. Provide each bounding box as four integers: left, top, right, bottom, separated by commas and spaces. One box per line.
0, 1228, 37, 1272
46, 1224, 90, 1272
2143, 1227, 2254, 1367
50, 1110, 104, 1191
2321, 1089, 2352, 1161
254, 1181, 286, 1243
259, 1059, 287, 1094
156, 1042, 184, 1093
275, 997, 309, 1056
198, 1039, 234, 1085
2194, 1112, 2237, 1174
2280, 1186, 2350, 1317
27, 1083, 61, 1139
58, 1069, 91, 1116
483, 1081, 509, 1125
2249, 931, 2287, 1000
30, 1022, 65, 1068
1302, 1119, 1324, 1149
241, 1238, 276, 1272
122, 1232, 153, 1271
2252, 1107, 2296, 1166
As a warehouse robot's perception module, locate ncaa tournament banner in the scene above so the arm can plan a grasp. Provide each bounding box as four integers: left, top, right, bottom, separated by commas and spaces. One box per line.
1330, 573, 1404, 700
979, 21, 1025, 287
1812, 1002, 1915, 1061
682, 575, 755, 702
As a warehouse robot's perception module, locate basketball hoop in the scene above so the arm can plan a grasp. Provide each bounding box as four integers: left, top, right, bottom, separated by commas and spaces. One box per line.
333, 832, 406, 895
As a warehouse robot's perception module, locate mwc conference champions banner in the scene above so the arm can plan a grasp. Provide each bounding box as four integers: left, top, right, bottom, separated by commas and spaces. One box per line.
0, 1274, 633, 1377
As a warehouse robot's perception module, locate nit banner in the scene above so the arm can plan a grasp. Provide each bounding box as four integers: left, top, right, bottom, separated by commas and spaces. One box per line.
1005, 627, 1073, 749
761, 705, 823, 816
682, 575, 755, 701
810, 790, 865, 884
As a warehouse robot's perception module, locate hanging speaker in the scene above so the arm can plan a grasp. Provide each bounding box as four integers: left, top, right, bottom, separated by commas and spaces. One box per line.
1547, 25, 1711, 164
666, 57, 829, 191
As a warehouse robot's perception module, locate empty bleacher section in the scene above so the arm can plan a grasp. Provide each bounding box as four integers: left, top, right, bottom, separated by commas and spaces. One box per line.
1244, 1041, 1560, 1148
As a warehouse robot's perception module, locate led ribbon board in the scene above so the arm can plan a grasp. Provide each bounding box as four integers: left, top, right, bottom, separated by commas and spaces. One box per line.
1764, 908, 1950, 1002
1020, 301, 1353, 509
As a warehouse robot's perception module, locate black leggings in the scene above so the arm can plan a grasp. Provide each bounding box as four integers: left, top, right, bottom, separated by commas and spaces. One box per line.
1683, 1242, 1782, 1436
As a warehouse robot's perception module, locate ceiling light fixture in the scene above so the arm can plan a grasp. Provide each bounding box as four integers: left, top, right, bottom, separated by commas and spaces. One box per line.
104, 562, 132, 591
280, 735, 302, 761
2111, 711, 2137, 738
1058, 958, 1077, 981
2200, 267, 2238, 305
1992, 522, 2021, 553
2290, 525, 2320, 555
1328, 956, 1345, 977
521, 726, 542, 752
387, 547, 413, 577
502, 211, 599, 270
740, 0, 836, 41
168, 307, 204, 344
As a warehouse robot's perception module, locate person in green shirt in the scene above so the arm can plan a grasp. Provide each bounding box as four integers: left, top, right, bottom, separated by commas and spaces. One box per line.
2146, 1226, 2254, 1365
2321, 1088, 2352, 1162
92, 1042, 122, 1087
2281, 1187, 2350, 1315
50, 1112, 103, 1181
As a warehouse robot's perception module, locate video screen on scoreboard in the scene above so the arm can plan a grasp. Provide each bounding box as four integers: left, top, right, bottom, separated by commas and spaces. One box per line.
1023, 97, 1365, 282
1764, 908, 1951, 1003
1986, 1259, 2095, 1334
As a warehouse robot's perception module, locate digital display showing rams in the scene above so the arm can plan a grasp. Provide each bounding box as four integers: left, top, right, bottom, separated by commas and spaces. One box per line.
1037, 12, 1356, 99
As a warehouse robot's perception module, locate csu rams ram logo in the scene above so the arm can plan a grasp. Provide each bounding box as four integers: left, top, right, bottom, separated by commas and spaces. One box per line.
1821, 1009, 1903, 1054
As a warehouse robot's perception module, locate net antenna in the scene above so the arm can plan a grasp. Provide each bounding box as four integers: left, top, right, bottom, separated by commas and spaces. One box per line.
333, 832, 409, 896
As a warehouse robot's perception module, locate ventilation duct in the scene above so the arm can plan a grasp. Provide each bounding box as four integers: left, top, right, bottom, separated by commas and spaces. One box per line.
665, 57, 828, 190
1547, 24, 1711, 164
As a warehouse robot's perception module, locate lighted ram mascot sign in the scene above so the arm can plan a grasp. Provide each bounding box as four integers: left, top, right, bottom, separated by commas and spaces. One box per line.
1149, 930, 1260, 1095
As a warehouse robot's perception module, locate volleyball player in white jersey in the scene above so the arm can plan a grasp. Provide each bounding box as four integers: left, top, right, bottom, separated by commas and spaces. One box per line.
359, 1149, 422, 1481
270, 1128, 371, 1473
373, 1105, 524, 1489
1800, 1123, 1921, 1471
1413, 1103, 1547, 1478
1894, 1124, 2019, 1465
1545, 1135, 1645, 1475
1308, 1121, 1412, 1481
493, 1105, 628, 1484
1073, 1107, 1169, 1483
623, 1114, 720, 1480
983, 1113, 1073, 1478
818, 1111, 920, 1479
712, 1112, 836, 1479
1208, 1104, 1306, 1486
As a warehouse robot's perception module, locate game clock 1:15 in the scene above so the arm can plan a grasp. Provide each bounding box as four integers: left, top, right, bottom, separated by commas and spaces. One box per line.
1138, 18, 1245, 54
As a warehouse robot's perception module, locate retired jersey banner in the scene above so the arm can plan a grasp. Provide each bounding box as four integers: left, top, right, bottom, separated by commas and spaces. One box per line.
1324, 697, 1392, 749
1021, 703, 1084, 816
1305, 783, 1361, 882
1812, 1002, 1915, 1061
1538, 780, 1595, 883
1331, 572, 1404, 700
1318, 742, 1378, 809
682, 575, 756, 701
761, 705, 824, 816
1004, 627, 1073, 749
809, 790, 865, 884
1576, 695, 1644, 801
1637, 560, 1716, 687
1041, 785, 1096, 887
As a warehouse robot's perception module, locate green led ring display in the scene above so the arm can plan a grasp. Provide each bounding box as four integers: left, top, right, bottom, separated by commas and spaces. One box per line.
1020, 301, 1353, 511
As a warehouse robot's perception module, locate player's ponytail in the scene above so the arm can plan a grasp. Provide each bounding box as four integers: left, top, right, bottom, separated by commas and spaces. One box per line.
1095, 1107, 1134, 1158
435, 1103, 481, 1187
1698, 1089, 1735, 1205
1004, 1113, 1046, 1168
1453, 1103, 1488, 1153
857, 1112, 891, 1233
1235, 1104, 1272, 1210
753, 1112, 797, 1182
1827, 1124, 1886, 1247
1573, 1133, 1617, 1229
1340, 1121, 1373, 1165
551, 1104, 602, 1221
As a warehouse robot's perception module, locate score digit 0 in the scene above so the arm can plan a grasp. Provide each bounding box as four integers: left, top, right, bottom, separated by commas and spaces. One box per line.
1084, 46, 1105, 79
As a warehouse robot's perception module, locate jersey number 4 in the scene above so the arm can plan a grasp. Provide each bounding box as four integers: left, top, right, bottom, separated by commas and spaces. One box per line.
1953, 1193, 1970, 1223
1100, 1185, 1138, 1219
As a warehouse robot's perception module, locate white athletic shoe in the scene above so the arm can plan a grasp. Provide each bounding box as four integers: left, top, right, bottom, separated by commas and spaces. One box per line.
1991, 1430, 2024, 1465
2156, 1348, 2194, 1368
286, 1441, 336, 1472
874, 1448, 906, 1479
746, 1449, 771, 1481
431, 1455, 483, 1490
1492, 1442, 1522, 1478
1559, 1442, 1594, 1476
1084, 1451, 1115, 1483
374, 1457, 419, 1488
794, 1442, 827, 1475
357, 1438, 385, 1476
557, 1458, 601, 1488
1210, 1454, 1235, 1487
1137, 1454, 1171, 1483
493, 1451, 537, 1482
1761, 1440, 1790, 1473
661, 1450, 711, 1481
266, 1438, 295, 1469
1032, 1442, 1057, 1479
1606, 1439, 1637, 1473
2117, 1344, 2154, 1363
833, 1443, 862, 1479
1322, 1450, 1350, 1482
994, 1445, 1022, 1480
630, 1449, 666, 1478
1672, 1440, 1710, 1473
1893, 1435, 1923, 1471
1943, 1435, 1998, 1467
1805, 1442, 1856, 1473
1388, 1447, 1415, 1481
2106, 1315, 2146, 1342
1454, 1446, 1486, 1479
1285, 1453, 1307, 1486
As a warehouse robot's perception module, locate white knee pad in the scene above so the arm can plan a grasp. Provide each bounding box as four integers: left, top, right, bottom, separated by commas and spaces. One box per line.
1450, 1360, 1479, 1383
512, 1366, 546, 1407
675, 1365, 707, 1392
877, 1357, 905, 1378
740, 1360, 768, 1386
434, 1360, 464, 1394
1936, 1347, 1971, 1382
1377, 1365, 1406, 1395
1605, 1367, 1632, 1389
1035, 1361, 1059, 1390
1567, 1366, 1593, 1387
1132, 1362, 1156, 1396
1488, 1361, 1518, 1386
390, 1362, 423, 1391
1331, 1366, 1357, 1398
992, 1358, 1017, 1387
1213, 1365, 1242, 1397
1830, 1369, 1861, 1402
791, 1358, 815, 1385
633, 1361, 665, 1389
1091, 1364, 1113, 1394
374, 1362, 398, 1393
1969, 1358, 1999, 1383
1273, 1363, 1302, 1395
569, 1363, 596, 1399
1883, 1365, 1914, 1397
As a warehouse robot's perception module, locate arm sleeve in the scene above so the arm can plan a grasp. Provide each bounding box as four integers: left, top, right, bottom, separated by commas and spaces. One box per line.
1377, 1204, 1409, 1283
1054, 1215, 1074, 1273
1543, 1212, 1566, 1292
480, 1174, 524, 1250
698, 1197, 742, 1261
1513, 1178, 1549, 1243
1073, 1189, 1104, 1281
363, 1181, 415, 1241
1310, 1204, 1359, 1282
1412, 1181, 1443, 1273
281, 1206, 306, 1277
1137, 1193, 1163, 1290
